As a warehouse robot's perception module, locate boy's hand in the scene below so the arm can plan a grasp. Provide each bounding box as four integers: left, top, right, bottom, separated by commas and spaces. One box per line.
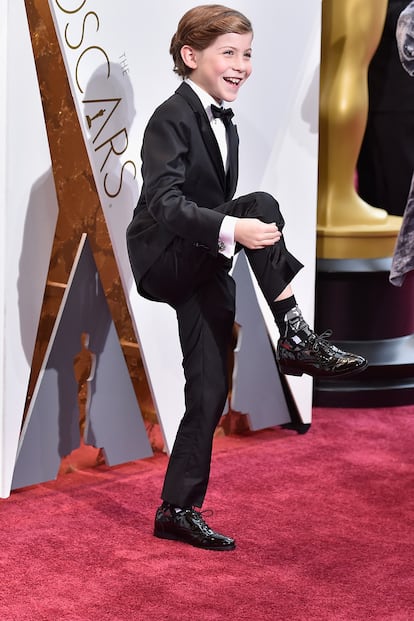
234, 218, 282, 249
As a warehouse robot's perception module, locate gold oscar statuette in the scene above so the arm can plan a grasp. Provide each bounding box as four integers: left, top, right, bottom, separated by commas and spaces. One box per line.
317, 0, 402, 258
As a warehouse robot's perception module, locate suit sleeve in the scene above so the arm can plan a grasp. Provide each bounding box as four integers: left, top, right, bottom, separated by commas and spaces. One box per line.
140, 108, 225, 254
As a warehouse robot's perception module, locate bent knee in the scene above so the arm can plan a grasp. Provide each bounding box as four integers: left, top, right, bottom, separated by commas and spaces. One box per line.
253, 191, 284, 227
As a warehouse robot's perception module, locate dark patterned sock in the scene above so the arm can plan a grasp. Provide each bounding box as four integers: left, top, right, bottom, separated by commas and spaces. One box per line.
283, 305, 313, 342
272, 295, 297, 334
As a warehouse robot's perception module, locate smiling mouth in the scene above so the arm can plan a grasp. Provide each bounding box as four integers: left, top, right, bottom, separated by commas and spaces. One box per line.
224, 77, 242, 85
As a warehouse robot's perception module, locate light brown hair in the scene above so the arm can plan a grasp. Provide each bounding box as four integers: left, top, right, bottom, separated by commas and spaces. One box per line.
170, 4, 253, 78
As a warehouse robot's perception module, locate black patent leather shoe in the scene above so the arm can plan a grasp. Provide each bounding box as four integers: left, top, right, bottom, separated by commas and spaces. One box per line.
154, 503, 235, 551
276, 330, 368, 378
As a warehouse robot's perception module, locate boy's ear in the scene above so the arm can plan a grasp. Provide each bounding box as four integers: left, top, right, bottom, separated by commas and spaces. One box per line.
180, 45, 198, 70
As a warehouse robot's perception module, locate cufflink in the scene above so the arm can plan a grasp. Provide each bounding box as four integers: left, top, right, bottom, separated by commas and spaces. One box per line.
218, 240, 225, 252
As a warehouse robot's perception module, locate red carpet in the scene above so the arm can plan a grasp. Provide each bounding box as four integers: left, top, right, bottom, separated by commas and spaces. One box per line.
0, 406, 413, 621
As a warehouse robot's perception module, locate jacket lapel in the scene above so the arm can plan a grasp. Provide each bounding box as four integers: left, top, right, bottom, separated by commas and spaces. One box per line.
176, 82, 227, 191
226, 122, 239, 200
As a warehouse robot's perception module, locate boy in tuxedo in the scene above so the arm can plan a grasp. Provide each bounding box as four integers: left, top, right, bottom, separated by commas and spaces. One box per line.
127, 4, 367, 551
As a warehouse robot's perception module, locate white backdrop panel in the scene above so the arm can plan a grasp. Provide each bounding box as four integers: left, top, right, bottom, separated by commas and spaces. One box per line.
0, 0, 59, 497
48, 0, 320, 447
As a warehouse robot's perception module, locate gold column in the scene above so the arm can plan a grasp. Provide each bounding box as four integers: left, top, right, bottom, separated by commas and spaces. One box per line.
317, 0, 402, 258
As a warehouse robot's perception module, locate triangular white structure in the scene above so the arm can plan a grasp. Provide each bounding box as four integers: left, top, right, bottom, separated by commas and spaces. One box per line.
12, 236, 152, 490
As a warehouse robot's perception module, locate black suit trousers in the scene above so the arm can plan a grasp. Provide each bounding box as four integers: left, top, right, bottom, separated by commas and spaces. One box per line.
140, 191, 303, 508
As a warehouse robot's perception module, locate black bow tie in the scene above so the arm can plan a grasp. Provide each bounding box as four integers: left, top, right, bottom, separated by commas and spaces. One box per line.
211, 104, 234, 126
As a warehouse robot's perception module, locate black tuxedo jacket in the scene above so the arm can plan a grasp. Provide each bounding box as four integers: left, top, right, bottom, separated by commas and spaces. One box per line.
126, 81, 239, 287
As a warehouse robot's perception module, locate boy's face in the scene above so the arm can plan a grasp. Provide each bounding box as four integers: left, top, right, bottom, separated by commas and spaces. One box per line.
183, 32, 253, 103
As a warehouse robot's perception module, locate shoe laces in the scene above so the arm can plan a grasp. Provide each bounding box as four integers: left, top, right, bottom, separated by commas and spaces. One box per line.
308, 329, 334, 353
187, 508, 215, 535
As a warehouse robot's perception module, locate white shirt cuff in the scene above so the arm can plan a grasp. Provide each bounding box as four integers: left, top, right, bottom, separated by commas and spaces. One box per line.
218, 215, 237, 258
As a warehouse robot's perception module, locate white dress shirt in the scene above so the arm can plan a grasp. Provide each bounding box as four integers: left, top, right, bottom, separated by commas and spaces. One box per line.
186, 79, 237, 258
